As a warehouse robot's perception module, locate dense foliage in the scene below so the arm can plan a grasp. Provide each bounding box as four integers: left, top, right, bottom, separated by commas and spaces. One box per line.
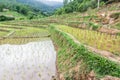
55, 0, 119, 14
0, 15, 15, 21
55, 0, 98, 14
16, 0, 63, 13
0, 1, 46, 20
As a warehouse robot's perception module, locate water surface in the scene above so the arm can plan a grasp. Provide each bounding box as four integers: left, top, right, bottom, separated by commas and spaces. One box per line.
0, 40, 56, 80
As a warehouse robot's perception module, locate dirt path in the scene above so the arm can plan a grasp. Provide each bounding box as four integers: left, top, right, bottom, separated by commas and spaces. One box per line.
0, 40, 56, 80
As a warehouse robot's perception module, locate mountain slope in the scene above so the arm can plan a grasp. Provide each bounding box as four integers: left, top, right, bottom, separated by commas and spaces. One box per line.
16, 0, 63, 12
0, 0, 45, 20
0, 0, 63, 12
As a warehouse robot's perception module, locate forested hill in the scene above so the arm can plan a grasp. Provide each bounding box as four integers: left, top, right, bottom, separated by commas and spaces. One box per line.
0, 0, 63, 20
55, 0, 119, 14
0, 0, 63, 13
0, 0, 46, 20
16, 0, 63, 12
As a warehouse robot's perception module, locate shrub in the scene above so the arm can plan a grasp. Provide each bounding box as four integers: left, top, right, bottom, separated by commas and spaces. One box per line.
89, 22, 101, 30
64, 6, 73, 13
55, 8, 65, 15
68, 21, 81, 28
0, 15, 15, 21
90, 0, 97, 9
78, 3, 88, 12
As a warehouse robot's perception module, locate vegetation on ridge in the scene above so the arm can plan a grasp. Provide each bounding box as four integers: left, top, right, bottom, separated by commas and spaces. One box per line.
49, 25, 120, 79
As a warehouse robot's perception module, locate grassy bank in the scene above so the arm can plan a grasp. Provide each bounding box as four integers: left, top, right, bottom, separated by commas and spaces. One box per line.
49, 24, 120, 79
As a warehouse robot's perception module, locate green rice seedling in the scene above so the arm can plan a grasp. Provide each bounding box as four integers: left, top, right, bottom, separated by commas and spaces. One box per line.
57, 25, 120, 54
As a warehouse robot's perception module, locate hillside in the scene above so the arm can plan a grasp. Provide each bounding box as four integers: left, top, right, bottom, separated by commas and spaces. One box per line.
0, 0, 63, 20
49, 2, 120, 80
0, 0, 63, 13
0, 0, 46, 20
0, 11, 27, 20
16, 0, 63, 12
0, 0, 120, 80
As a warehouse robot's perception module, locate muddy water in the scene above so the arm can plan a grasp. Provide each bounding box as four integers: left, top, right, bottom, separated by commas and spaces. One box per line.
0, 40, 56, 80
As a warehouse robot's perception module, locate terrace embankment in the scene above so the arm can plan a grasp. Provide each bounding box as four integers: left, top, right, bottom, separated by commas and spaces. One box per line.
49, 24, 120, 80
0, 24, 50, 44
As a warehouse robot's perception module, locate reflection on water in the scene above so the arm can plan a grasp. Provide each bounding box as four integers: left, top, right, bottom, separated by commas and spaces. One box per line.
0, 40, 56, 80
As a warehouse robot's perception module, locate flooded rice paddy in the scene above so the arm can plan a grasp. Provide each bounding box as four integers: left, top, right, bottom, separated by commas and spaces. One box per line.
0, 40, 56, 80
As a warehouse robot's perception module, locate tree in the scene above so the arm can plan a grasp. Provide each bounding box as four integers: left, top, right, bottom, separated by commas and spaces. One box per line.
65, 6, 73, 13
55, 8, 65, 15
63, 0, 68, 6
0, 4, 4, 12
97, 0, 100, 8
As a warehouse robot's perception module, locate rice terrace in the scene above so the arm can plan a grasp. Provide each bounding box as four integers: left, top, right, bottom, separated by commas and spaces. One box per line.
0, 0, 120, 80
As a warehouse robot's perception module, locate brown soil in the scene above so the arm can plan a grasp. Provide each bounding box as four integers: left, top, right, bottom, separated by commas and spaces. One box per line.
53, 43, 60, 80
0, 25, 24, 29
96, 10, 120, 34
87, 46, 120, 63
0, 28, 10, 32
59, 64, 80, 80
98, 27, 120, 35
101, 76, 120, 80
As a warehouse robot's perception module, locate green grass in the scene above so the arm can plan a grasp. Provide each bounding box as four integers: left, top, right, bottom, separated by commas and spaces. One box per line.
0, 19, 53, 28
0, 31, 8, 37
112, 23, 120, 30
0, 37, 50, 45
12, 27, 49, 37
0, 11, 27, 20
0, 21, 50, 44
0, 23, 49, 37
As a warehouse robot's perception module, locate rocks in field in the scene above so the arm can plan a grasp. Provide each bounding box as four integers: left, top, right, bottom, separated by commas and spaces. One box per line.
98, 27, 120, 35
51, 76, 57, 80
87, 71, 96, 80
101, 76, 120, 80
